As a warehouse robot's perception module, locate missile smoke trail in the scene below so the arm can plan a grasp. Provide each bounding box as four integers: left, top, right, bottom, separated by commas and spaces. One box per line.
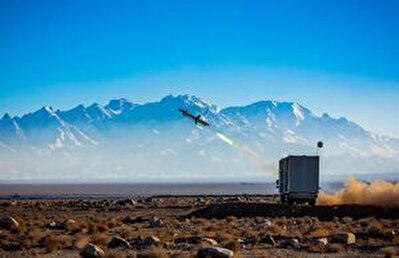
215, 132, 278, 175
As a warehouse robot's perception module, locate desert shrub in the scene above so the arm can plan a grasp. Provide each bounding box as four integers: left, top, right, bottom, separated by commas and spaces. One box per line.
326, 243, 345, 253
226, 216, 237, 224
106, 250, 138, 258
305, 242, 327, 253
73, 235, 90, 249
22, 228, 46, 249
380, 246, 397, 258
341, 217, 353, 224
367, 221, 384, 235
306, 226, 331, 238
223, 240, 240, 252
117, 227, 133, 239
92, 233, 109, 247
264, 224, 285, 235
358, 217, 374, 227
108, 217, 122, 228
137, 247, 168, 258
41, 234, 72, 252
275, 216, 288, 226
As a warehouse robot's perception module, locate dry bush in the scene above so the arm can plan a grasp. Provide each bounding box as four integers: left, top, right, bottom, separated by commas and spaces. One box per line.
274, 216, 288, 227
223, 240, 241, 252
87, 219, 110, 235
326, 243, 345, 253
92, 233, 110, 247
64, 220, 82, 234
41, 234, 73, 252
264, 224, 285, 235
22, 228, 46, 249
106, 249, 138, 258
305, 242, 327, 253
392, 236, 399, 245
204, 224, 222, 235
117, 227, 134, 240
73, 235, 90, 249
137, 247, 168, 258
367, 221, 384, 235
226, 216, 237, 224
380, 246, 398, 258
341, 216, 353, 224
306, 226, 332, 238
108, 217, 122, 229
358, 217, 374, 227
219, 232, 235, 243
0, 232, 17, 251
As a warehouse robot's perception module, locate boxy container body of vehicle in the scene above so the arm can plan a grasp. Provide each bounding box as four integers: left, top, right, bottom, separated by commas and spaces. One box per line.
278, 155, 319, 205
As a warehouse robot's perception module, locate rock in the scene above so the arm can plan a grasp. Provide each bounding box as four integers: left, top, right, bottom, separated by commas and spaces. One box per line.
244, 235, 258, 245
331, 233, 356, 245
254, 217, 271, 226
108, 236, 130, 249
80, 243, 105, 258
149, 216, 164, 228
64, 218, 76, 225
0, 216, 19, 230
170, 242, 196, 250
2, 241, 22, 251
260, 235, 276, 246
116, 199, 136, 206
46, 221, 64, 230
197, 247, 234, 258
263, 219, 272, 227
281, 238, 300, 248
200, 237, 218, 246
174, 236, 201, 244
122, 215, 146, 224
317, 237, 328, 246
136, 236, 161, 249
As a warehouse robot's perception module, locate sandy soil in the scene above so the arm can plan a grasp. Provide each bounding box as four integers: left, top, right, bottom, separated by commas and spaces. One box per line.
0, 196, 398, 257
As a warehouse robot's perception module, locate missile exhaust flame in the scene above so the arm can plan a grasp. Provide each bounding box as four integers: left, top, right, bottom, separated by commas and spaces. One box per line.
215, 132, 277, 175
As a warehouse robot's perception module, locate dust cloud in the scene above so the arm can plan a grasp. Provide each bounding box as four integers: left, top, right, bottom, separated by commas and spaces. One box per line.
318, 177, 399, 207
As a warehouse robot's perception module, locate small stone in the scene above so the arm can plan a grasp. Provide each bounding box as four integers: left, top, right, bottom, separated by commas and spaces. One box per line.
46, 221, 64, 230
197, 247, 234, 258
200, 237, 218, 246
80, 243, 105, 258
137, 236, 161, 249
260, 235, 276, 246
108, 236, 130, 249
317, 237, 328, 246
115, 199, 136, 206
64, 219, 76, 225
0, 216, 19, 230
281, 238, 300, 248
244, 235, 258, 245
122, 215, 145, 224
149, 216, 164, 228
331, 233, 356, 245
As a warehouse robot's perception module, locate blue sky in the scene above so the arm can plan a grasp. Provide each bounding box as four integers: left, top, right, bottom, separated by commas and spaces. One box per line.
0, 0, 398, 137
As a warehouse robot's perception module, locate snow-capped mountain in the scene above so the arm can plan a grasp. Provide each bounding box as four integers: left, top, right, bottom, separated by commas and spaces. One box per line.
0, 94, 398, 180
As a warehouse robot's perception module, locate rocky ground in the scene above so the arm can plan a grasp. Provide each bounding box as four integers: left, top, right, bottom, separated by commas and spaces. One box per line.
0, 195, 398, 257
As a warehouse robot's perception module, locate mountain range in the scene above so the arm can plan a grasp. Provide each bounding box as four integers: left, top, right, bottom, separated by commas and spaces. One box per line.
1, 95, 398, 181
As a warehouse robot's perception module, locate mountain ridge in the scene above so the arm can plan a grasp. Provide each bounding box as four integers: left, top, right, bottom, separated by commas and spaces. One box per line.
0, 94, 398, 180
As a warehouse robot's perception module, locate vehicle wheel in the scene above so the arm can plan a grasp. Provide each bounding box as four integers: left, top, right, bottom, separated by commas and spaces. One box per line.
280, 195, 286, 205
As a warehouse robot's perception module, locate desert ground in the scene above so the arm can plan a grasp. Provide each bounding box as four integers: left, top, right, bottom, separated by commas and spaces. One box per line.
0, 195, 398, 258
